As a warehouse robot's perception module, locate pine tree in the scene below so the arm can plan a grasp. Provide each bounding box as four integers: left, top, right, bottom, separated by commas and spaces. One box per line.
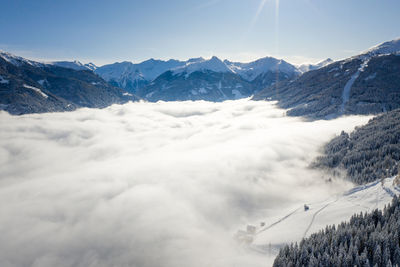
273, 197, 400, 266
373, 244, 382, 266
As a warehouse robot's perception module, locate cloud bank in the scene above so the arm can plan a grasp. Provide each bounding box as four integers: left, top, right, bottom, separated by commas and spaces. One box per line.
0, 99, 370, 267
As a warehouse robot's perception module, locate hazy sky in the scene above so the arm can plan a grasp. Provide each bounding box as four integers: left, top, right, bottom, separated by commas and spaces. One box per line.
1, 0, 399, 65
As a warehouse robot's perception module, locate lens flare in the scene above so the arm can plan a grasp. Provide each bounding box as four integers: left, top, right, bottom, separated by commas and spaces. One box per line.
250, 0, 267, 29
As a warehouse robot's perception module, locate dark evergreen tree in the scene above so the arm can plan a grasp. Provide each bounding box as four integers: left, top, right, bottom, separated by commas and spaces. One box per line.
273, 196, 400, 266
313, 108, 400, 184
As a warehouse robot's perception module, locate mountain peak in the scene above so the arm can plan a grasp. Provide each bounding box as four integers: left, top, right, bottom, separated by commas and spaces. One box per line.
172, 56, 232, 75
187, 57, 204, 63
51, 60, 94, 71
298, 58, 334, 73
0, 51, 42, 67
363, 37, 400, 56
225, 56, 298, 80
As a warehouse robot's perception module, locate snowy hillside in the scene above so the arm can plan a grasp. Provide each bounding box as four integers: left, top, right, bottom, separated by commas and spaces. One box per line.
237, 176, 400, 263
0, 51, 43, 67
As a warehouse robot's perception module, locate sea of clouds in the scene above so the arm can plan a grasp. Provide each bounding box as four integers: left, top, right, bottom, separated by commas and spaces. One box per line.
0, 99, 371, 267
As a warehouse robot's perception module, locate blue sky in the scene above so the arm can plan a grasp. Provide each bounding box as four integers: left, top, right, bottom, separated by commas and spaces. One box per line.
0, 0, 399, 65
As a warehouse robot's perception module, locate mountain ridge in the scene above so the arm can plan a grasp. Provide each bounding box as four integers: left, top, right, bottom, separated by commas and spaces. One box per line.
253, 37, 400, 119
0, 51, 138, 115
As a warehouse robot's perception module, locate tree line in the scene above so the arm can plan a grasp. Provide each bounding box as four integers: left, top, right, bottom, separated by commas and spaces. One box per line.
274, 196, 400, 267
313, 108, 400, 184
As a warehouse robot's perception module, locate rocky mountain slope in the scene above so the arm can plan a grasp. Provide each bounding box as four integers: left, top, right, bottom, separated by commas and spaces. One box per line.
253, 38, 400, 119
0, 52, 137, 115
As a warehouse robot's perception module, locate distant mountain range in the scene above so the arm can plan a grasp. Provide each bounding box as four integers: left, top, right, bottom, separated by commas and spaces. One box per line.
253, 38, 400, 119
50, 55, 304, 101
1, 37, 399, 116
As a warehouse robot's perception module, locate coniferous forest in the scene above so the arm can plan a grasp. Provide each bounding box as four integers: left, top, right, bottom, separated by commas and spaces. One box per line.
274, 109, 400, 266
314, 109, 400, 184
274, 196, 400, 267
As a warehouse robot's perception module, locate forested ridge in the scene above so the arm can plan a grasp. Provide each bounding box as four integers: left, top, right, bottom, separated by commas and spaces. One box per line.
313, 108, 400, 184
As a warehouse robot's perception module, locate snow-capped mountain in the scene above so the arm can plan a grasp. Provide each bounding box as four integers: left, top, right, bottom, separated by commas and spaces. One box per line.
298, 58, 334, 73
224, 57, 301, 90
0, 51, 44, 67
363, 37, 400, 56
94, 56, 300, 100
95, 56, 300, 101
94, 59, 188, 93
51, 60, 97, 71
130, 56, 302, 102
224, 57, 300, 81
172, 56, 232, 75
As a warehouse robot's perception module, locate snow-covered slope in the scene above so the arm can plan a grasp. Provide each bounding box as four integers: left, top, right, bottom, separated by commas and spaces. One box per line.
237, 177, 400, 259
0, 51, 43, 67
2, 55, 98, 72
225, 57, 299, 81
254, 37, 400, 119
363, 37, 400, 56
295, 37, 400, 74
51, 60, 97, 71
298, 58, 334, 73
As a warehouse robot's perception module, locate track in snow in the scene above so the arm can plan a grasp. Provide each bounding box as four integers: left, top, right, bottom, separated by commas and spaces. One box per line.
302, 198, 338, 238
256, 207, 301, 234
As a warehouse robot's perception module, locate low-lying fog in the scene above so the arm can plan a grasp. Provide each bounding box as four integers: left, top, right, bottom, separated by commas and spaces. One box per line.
0, 99, 370, 267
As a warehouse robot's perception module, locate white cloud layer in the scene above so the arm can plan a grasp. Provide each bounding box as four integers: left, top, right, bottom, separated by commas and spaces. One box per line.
0, 99, 370, 267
